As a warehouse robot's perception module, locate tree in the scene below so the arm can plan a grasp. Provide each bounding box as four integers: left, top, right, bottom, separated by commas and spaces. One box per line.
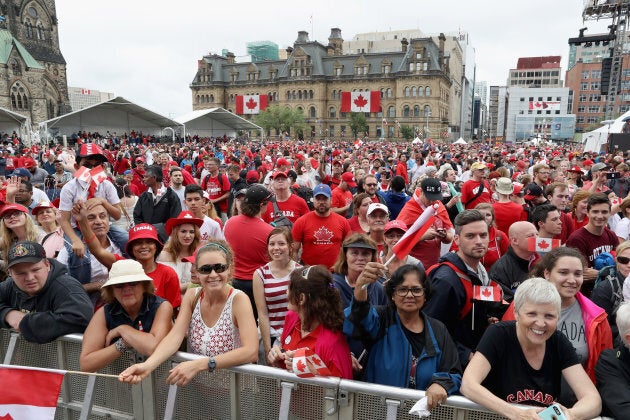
254, 105, 306, 138
349, 112, 368, 137
400, 125, 414, 140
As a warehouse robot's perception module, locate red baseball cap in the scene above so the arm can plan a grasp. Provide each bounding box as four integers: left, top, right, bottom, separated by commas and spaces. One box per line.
126, 223, 163, 256
0, 203, 28, 218
341, 172, 357, 188
23, 158, 36, 169
165, 211, 203, 236
276, 158, 290, 167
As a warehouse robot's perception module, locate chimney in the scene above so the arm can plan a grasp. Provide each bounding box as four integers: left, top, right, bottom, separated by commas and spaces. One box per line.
438, 33, 446, 60
286, 46, 294, 56
226, 51, 235, 64
328, 27, 343, 56
296, 31, 310, 44
401, 38, 408, 52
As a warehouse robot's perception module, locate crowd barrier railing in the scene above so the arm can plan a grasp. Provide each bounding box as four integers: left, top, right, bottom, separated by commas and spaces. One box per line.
0, 329, 604, 420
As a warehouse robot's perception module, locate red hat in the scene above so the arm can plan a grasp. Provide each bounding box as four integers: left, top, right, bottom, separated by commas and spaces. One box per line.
246, 170, 259, 183
582, 159, 594, 166
32, 201, 56, 217
78, 143, 105, 158
165, 211, 203, 236
341, 172, 357, 188
126, 223, 163, 256
23, 158, 36, 169
271, 171, 288, 180
512, 183, 524, 195
384, 220, 408, 234
332, 160, 342, 166
276, 158, 290, 167
567, 166, 583, 173
0, 203, 28, 218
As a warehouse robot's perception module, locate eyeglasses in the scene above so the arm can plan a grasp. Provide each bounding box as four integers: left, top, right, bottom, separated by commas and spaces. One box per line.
618, 256, 630, 265
365, 183, 377, 187
2, 211, 24, 220
114, 281, 142, 289
197, 263, 229, 274
395, 287, 425, 297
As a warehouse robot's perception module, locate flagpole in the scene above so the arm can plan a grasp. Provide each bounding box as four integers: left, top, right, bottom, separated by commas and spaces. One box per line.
0, 364, 120, 379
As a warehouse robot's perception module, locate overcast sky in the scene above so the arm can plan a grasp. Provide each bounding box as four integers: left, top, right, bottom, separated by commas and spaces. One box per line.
55, 0, 611, 118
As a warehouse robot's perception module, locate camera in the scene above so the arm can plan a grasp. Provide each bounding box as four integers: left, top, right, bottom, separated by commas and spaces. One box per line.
606, 172, 621, 179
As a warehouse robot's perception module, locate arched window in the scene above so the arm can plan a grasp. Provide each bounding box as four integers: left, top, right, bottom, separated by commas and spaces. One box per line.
413, 105, 420, 117
10, 59, 21, 76
424, 105, 431, 117
425, 86, 431, 96
286, 91, 291, 100
37, 24, 45, 40
387, 88, 392, 98
329, 107, 336, 118
10, 82, 29, 110
298, 91, 303, 99
411, 86, 417, 97
388, 106, 395, 117
210, 94, 215, 102
380, 88, 385, 98
196, 95, 200, 104
292, 91, 297, 100
309, 90, 314, 99
418, 87, 424, 97
403, 106, 410, 117
309, 106, 316, 118
404, 87, 410, 97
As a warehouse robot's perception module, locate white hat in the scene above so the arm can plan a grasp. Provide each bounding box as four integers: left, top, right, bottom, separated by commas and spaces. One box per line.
367, 203, 389, 217
495, 177, 514, 195
102, 260, 152, 288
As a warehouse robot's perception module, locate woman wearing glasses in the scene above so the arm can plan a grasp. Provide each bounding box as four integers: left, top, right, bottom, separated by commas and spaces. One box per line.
80, 260, 173, 372
344, 263, 461, 409
0, 203, 43, 265
267, 265, 352, 379
119, 240, 258, 386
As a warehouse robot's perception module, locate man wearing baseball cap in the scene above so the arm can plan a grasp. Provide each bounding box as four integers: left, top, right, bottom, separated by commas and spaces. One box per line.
0, 241, 92, 343
396, 178, 454, 268
292, 183, 351, 269
261, 171, 309, 225
461, 162, 492, 210
331, 172, 355, 215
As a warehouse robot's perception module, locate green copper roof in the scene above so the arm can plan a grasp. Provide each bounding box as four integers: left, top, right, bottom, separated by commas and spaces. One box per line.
0, 29, 44, 69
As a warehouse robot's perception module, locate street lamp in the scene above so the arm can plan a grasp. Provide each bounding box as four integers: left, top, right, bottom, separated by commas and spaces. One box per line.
424, 108, 431, 139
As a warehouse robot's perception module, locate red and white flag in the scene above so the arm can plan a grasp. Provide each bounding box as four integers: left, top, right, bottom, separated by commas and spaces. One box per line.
292, 348, 332, 378
235, 95, 268, 114
340, 91, 381, 113
391, 204, 437, 261
0, 365, 65, 420
73, 166, 92, 183
472, 285, 503, 302
89, 166, 108, 188
354, 139, 363, 149
528, 237, 562, 253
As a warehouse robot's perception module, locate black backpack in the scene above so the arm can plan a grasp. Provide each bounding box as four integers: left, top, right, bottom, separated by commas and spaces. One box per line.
292, 185, 314, 210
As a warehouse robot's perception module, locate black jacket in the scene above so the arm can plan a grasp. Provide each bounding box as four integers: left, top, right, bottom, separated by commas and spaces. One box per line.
0, 259, 93, 343
133, 186, 182, 225
488, 247, 531, 302
595, 345, 630, 418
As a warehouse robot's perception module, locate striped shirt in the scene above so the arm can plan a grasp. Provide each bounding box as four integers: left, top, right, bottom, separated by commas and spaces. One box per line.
255, 263, 298, 339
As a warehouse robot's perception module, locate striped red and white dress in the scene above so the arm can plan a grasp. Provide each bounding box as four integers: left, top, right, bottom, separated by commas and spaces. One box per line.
255, 263, 299, 340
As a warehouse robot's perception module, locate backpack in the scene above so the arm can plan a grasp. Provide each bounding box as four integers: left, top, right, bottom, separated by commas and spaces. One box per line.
292, 185, 314, 210
594, 265, 624, 317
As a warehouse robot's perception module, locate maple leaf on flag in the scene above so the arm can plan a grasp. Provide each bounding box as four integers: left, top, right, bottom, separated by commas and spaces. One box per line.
353, 94, 368, 109
481, 288, 492, 298
246, 98, 258, 110
296, 359, 307, 372
0, 414, 13, 420
538, 239, 550, 250
312, 357, 322, 367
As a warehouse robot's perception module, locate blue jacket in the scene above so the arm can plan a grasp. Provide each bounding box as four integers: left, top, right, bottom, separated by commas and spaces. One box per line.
344, 298, 461, 393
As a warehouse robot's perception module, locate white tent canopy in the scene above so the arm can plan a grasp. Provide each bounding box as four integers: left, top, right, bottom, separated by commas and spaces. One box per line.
581, 109, 630, 152
412, 137, 422, 144
454, 137, 467, 144
175, 108, 261, 138
38, 96, 183, 140
0, 106, 29, 139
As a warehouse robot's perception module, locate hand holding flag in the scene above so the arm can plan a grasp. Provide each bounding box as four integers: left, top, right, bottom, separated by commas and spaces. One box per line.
391, 204, 438, 261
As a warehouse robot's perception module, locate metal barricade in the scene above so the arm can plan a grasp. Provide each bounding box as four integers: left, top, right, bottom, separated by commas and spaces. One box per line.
0, 330, 516, 420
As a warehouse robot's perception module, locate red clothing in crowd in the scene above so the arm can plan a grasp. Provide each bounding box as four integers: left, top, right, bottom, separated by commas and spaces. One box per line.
113, 157, 130, 175
261, 194, 310, 224
202, 172, 231, 213
492, 201, 528, 236
224, 214, 273, 281
292, 211, 351, 269
450, 226, 508, 271
331, 188, 353, 210
147, 263, 182, 310
460, 179, 493, 209
131, 168, 148, 195
555, 211, 575, 244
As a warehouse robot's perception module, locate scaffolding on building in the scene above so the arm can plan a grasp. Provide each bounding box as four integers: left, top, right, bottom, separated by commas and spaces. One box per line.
246, 41, 279, 62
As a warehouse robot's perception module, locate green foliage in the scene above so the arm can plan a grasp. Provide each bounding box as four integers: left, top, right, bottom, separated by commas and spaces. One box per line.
348, 113, 368, 137
400, 125, 414, 140
254, 105, 305, 137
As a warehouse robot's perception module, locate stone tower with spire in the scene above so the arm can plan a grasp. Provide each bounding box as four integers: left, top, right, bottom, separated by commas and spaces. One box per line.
0, 0, 70, 128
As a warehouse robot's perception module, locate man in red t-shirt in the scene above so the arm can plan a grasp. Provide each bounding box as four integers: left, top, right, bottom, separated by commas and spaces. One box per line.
331, 172, 355, 215
292, 184, 351, 269
262, 171, 310, 224
201, 157, 231, 223
492, 177, 528, 236
131, 157, 148, 195
461, 162, 493, 209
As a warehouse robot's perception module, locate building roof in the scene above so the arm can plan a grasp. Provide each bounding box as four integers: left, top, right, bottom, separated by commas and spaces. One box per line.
516, 56, 561, 69
176, 108, 262, 131
0, 29, 44, 69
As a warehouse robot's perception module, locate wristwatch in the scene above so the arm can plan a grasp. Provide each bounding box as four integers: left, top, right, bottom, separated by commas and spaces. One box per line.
114, 338, 127, 352
207, 355, 216, 373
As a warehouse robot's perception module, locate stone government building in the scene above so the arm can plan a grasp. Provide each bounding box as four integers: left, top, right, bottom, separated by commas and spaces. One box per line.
190, 29, 458, 140
0, 0, 70, 129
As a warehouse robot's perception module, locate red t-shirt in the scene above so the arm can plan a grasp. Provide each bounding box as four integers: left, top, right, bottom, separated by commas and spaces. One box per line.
554, 212, 574, 244
331, 188, 353, 210
202, 173, 231, 213
132, 168, 148, 195
148, 263, 182, 310
461, 179, 493, 209
262, 194, 310, 224
224, 215, 273, 280
292, 211, 351, 268
493, 201, 528, 236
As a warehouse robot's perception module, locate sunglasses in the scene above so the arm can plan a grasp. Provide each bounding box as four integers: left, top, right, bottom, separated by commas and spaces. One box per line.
618, 256, 630, 265
114, 281, 142, 289
197, 263, 229, 274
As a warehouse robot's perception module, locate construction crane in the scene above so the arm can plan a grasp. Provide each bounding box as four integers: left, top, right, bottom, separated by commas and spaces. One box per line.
577, 1, 630, 120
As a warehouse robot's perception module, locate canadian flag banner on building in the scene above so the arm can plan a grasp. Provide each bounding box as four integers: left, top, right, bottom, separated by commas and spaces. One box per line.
81, 89, 91, 95
340, 91, 381, 113
472, 285, 503, 302
527, 237, 562, 253
0, 365, 65, 420
235, 95, 268, 115
528, 101, 561, 111
292, 348, 332, 378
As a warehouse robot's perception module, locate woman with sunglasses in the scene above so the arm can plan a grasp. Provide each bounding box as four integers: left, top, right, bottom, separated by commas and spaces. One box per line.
267, 265, 352, 379
592, 240, 630, 345
344, 263, 461, 409
119, 240, 258, 386
0, 203, 43, 265
80, 260, 173, 372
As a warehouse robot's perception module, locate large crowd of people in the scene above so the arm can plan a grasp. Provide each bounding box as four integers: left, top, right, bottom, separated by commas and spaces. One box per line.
0, 131, 629, 417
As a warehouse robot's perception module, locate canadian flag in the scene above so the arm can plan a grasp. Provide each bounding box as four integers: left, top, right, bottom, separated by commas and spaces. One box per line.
340, 91, 381, 113
89, 166, 108, 188
73, 166, 92, 183
292, 348, 332, 378
527, 237, 562, 253
472, 285, 503, 302
392, 204, 437, 260
354, 139, 363, 149
235, 95, 268, 115
0, 365, 65, 420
